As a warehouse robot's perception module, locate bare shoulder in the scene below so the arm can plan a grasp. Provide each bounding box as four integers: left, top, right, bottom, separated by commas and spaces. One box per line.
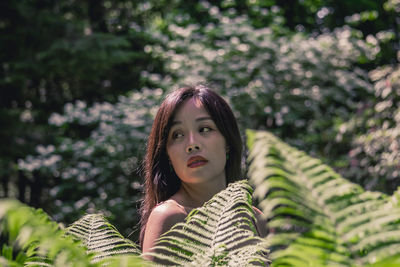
149, 201, 187, 228
142, 201, 187, 255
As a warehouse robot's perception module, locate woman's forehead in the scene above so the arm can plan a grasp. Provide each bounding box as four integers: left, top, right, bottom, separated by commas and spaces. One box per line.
173, 98, 208, 118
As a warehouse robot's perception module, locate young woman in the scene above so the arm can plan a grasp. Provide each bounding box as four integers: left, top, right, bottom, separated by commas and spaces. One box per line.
139, 85, 265, 256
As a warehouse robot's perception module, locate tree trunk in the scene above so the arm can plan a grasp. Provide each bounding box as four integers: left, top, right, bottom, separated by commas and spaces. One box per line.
18, 170, 27, 203
1, 175, 8, 197
29, 170, 42, 208
87, 0, 108, 32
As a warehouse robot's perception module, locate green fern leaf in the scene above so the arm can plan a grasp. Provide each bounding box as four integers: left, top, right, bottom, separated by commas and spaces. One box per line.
65, 213, 142, 264
146, 180, 270, 266
0, 199, 94, 267
246, 129, 400, 266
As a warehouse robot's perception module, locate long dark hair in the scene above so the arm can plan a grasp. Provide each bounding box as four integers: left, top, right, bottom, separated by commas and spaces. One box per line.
139, 85, 243, 245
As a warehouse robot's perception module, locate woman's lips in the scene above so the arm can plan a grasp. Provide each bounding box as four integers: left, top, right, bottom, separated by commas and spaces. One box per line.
187, 156, 208, 168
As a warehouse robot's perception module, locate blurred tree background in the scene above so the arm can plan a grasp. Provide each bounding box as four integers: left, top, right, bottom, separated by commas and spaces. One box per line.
1, 0, 399, 242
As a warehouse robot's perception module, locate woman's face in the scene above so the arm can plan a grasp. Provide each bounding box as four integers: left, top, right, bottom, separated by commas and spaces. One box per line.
166, 97, 227, 185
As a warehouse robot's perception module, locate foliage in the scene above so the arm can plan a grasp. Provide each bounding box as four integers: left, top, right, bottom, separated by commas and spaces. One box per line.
146, 4, 383, 186
147, 0, 400, 195
385, 0, 400, 12
66, 214, 141, 263
0, 0, 163, 208
17, 2, 384, 238
0, 199, 148, 266
336, 62, 400, 193
247, 129, 400, 266
0, 199, 94, 266
5, 128, 400, 266
8, 0, 400, 249
0, 180, 269, 266
18, 89, 164, 238
148, 3, 378, 138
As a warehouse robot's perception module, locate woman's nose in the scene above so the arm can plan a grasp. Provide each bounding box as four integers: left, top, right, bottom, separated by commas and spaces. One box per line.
186, 144, 200, 154
186, 133, 200, 153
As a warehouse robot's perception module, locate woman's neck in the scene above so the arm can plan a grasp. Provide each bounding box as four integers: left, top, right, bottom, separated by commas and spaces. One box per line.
175, 179, 226, 208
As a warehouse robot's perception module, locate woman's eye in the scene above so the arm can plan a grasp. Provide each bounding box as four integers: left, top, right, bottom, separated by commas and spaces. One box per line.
172, 132, 183, 139
200, 126, 212, 133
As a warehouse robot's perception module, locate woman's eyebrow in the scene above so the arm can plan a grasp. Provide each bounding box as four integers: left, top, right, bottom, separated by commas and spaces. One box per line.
195, 116, 212, 122
171, 116, 212, 126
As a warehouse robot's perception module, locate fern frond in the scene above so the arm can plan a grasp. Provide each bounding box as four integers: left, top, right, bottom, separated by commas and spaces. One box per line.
246, 129, 400, 266
66, 213, 142, 264
0, 199, 94, 267
146, 180, 270, 266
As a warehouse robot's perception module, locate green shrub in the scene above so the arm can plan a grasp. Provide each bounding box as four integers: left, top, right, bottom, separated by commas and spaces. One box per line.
336, 64, 400, 193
